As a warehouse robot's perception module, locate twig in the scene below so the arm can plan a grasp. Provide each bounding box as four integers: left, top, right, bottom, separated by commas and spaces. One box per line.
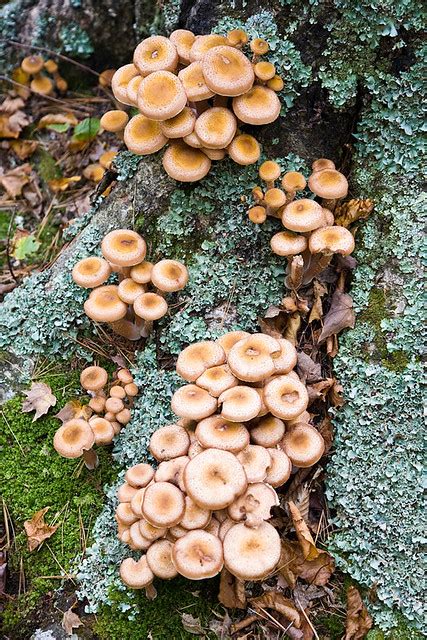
0, 75, 93, 115
231, 614, 258, 634
7, 40, 100, 77
295, 598, 319, 640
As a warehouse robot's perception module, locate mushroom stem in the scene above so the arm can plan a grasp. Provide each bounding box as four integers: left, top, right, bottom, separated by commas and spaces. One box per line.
82, 448, 99, 470
321, 197, 338, 211
285, 255, 304, 290
135, 315, 153, 338
144, 582, 157, 600
213, 95, 228, 108
285, 189, 296, 203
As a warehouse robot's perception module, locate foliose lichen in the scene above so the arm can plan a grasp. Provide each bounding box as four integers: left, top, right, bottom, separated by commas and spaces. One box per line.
59, 22, 94, 58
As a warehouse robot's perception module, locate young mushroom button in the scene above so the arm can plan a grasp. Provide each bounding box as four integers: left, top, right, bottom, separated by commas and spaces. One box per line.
84, 285, 128, 323
80, 366, 108, 391
270, 231, 307, 257
146, 540, 178, 579
142, 482, 185, 528
281, 423, 325, 468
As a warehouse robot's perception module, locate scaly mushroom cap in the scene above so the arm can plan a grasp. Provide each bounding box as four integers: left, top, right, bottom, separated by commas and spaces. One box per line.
133, 292, 168, 321
133, 35, 178, 76
194, 107, 237, 150
218, 386, 262, 422
120, 556, 154, 589
160, 107, 196, 139
172, 529, 223, 579
189, 34, 228, 62
227, 333, 281, 382
195, 415, 249, 453
72, 257, 111, 289
216, 331, 250, 356
178, 62, 215, 102
264, 188, 287, 210
236, 445, 271, 483
184, 448, 247, 509
281, 171, 307, 192
147, 539, 178, 579
129, 261, 153, 284
254, 387, 269, 418
312, 158, 335, 173
170, 29, 196, 65
116, 501, 139, 525
281, 423, 325, 468
264, 375, 309, 420
254, 61, 276, 81
129, 488, 148, 517
228, 482, 279, 524
125, 462, 155, 488
117, 368, 133, 384
180, 496, 211, 530
265, 448, 292, 487
202, 45, 254, 96
226, 29, 249, 48
117, 278, 146, 304
162, 142, 211, 182
101, 229, 146, 267
171, 384, 218, 421
282, 198, 325, 233
150, 259, 189, 292
31, 75, 54, 95
308, 168, 348, 199
139, 519, 167, 541
126, 75, 143, 105
223, 521, 281, 580
176, 341, 226, 382
249, 206, 267, 223
111, 64, 139, 105
154, 456, 189, 491
124, 114, 168, 155
195, 364, 238, 397
270, 231, 307, 257
250, 415, 285, 447
21, 55, 44, 74
138, 71, 187, 121
105, 396, 124, 414
89, 417, 115, 445
53, 419, 95, 458
84, 285, 128, 323
228, 134, 260, 165
259, 160, 281, 183
142, 482, 185, 528
80, 365, 108, 391
232, 85, 281, 125
272, 338, 298, 374
308, 225, 355, 256
100, 110, 129, 132
149, 424, 190, 461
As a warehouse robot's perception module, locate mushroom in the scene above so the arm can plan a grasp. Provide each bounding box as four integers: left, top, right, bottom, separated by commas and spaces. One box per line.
194, 107, 237, 149
172, 529, 223, 579
178, 62, 215, 102
248, 206, 267, 224
105, 397, 124, 414
84, 285, 127, 323
226, 29, 249, 48
126, 75, 143, 105
202, 45, 254, 96
133, 35, 178, 76
250, 38, 269, 56
101, 229, 146, 268
117, 482, 138, 503
130, 488, 148, 517
281, 423, 325, 468
133, 292, 168, 321
169, 29, 196, 65
53, 419, 95, 458
162, 142, 211, 182
202, 147, 226, 161
117, 368, 133, 384
119, 556, 154, 591
176, 341, 226, 382
116, 408, 132, 425
264, 187, 287, 217
171, 384, 217, 420
89, 395, 106, 413
204, 517, 221, 537
232, 85, 280, 125
236, 445, 271, 483
282, 198, 325, 233
308, 168, 348, 209
281, 171, 307, 201
124, 115, 168, 155
195, 415, 249, 453
160, 107, 196, 139
149, 424, 190, 461
180, 496, 211, 530
272, 338, 298, 374
138, 71, 187, 121
117, 278, 146, 304
142, 482, 185, 528
227, 333, 281, 382
21, 55, 44, 75
100, 110, 129, 133
80, 366, 108, 391
321, 208, 335, 226
139, 519, 167, 541
227, 482, 279, 526
150, 259, 189, 292
130, 261, 153, 284
311, 158, 336, 173
111, 64, 140, 105
125, 462, 155, 488
89, 417, 115, 445
146, 539, 178, 579
227, 134, 260, 165
154, 456, 189, 491
270, 231, 307, 257
189, 34, 228, 62
125, 382, 139, 397
259, 160, 281, 188
216, 331, 250, 356
250, 415, 285, 447
117, 501, 139, 525
183, 131, 203, 148
99, 151, 118, 170
254, 61, 276, 82
308, 225, 355, 256
223, 521, 281, 580
218, 518, 235, 541
188, 441, 204, 458
264, 375, 309, 420
267, 75, 284, 91
218, 386, 262, 422
265, 448, 292, 487
129, 522, 152, 550
83, 164, 105, 183
30, 75, 54, 95
195, 364, 238, 397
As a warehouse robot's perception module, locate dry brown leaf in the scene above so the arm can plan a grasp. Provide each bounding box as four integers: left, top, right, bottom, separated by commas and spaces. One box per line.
279, 540, 335, 588
38, 113, 79, 128
330, 380, 344, 407
180, 613, 204, 635
62, 606, 83, 636
0, 96, 26, 114
318, 290, 355, 343
24, 507, 59, 551
48, 176, 81, 193
317, 416, 334, 454
307, 378, 335, 404
308, 281, 328, 323
297, 352, 322, 384
55, 400, 92, 424
0, 163, 32, 198
218, 568, 246, 609
345, 586, 373, 639
22, 381, 57, 421
284, 312, 301, 345
10, 139, 38, 160
288, 501, 319, 560
250, 591, 301, 628
0, 110, 30, 138
335, 198, 374, 228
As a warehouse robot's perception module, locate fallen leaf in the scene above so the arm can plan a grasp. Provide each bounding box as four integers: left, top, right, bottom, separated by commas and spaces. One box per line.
72, 117, 100, 142
279, 540, 335, 588
345, 586, 373, 640
218, 568, 246, 609
11, 231, 41, 260
38, 113, 79, 129
0, 96, 26, 114
288, 501, 319, 560
24, 507, 59, 551
284, 312, 301, 345
10, 139, 38, 160
307, 378, 335, 404
62, 607, 83, 636
330, 380, 344, 406
335, 198, 374, 228
297, 352, 322, 384
3, 110, 30, 137
317, 416, 334, 454
250, 592, 301, 628
308, 280, 328, 323
22, 382, 57, 421
318, 290, 355, 343
55, 400, 92, 424
48, 176, 81, 193
0, 163, 32, 197
180, 613, 204, 635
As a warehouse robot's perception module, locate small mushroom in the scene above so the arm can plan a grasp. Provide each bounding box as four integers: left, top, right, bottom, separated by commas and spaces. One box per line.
232, 85, 280, 125
195, 364, 238, 397
259, 160, 281, 188
172, 530, 224, 579
265, 448, 292, 487
176, 341, 226, 382
154, 456, 189, 491
119, 556, 154, 590
180, 496, 211, 530
227, 482, 279, 526
80, 366, 108, 391
308, 168, 348, 209
272, 338, 298, 374
226, 29, 249, 48
142, 482, 185, 528
270, 231, 307, 257
101, 229, 147, 268
264, 375, 309, 420
282, 198, 324, 233
281, 423, 325, 468
162, 142, 211, 182
151, 259, 188, 292
195, 415, 249, 453
160, 107, 196, 139
134, 35, 178, 76
117, 482, 138, 503
89, 417, 115, 445
254, 61, 276, 82
149, 424, 190, 460
146, 539, 178, 579
223, 521, 281, 580
117, 278, 146, 304
281, 171, 307, 201
171, 384, 218, 420
189, 34, 228, 62
236, 445, 271, 483
125, 462, 155, 488
100, 110, 129, 133
227, 333, 281, 382
308, 225, 355, 256
248, 205, 267, 224
169, 29, 196, 65
53, 419, 94, 458
130, 261, 154, 284
216, 331, 250, 356
218, 386, 262, 422
138, 71, 187, 121
228, 134, 260, 166
111, 64, 139, 105
124, 115, 168, 155
312, 158, 335, 172
202, 45, 254, 96
84, 285, 128, 323
194, 107, 237, 149
139, 519, 167, 541
250, 415, 285, 447
178, 62, 215, 102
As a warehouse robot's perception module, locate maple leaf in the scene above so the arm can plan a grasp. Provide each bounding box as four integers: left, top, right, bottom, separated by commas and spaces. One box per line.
11, 231, 41, 260
55, 400, 92, 424
345, 586, 373, 640
24, 507, 59, 551
22, 382, 57, 421
318, 290, 355, 343
0, 163, 32, 198
62, 606, 83, 636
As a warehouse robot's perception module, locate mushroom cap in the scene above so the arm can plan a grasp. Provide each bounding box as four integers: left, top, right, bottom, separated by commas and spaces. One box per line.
84, 285, 128, 323
202, 45, 254, 97
264, 375, 309, 420
228, 134, 260, 165
226, 28, 249, 47
311, 158, 335, 173
184, 448, 247, 509
195, 415, 250, 453
31, 75, 54, 95
218, 386, 262, 422
188, 441, 204, 458
111, 64, 139, 105
227, 333, 281, 382
250, 415, 285, 447
142, 482, 185, 527
99, 151, 117, 170
250, 38, 269, 55
124, 114, 168, 155
227, 482, 279, 524
254, 61, 276, 81
253, 387, 269, 418
281, 423, 325, 468
100, 110, 129, 132
160, 107, 196, 139
117, 278, 146, 304
147, 539, 178, 579
223, 521, 280, 580
129, 488, 148, 517
216, 331, 250, 356
180, 496, 211, 530
21, 55, 44, 74
89, 417, 115, 445
116, 408, 132, 425
321, 208, 335, 226
259, 160, 281, 183
201, 147, 226, 161
101, 229, 146, 267
171, 384, 217, 421
149, 424, 190, 461
232, 85, 281, 125
129, 261, 153, 284
133, 292, 168, 321
83, 164, 105, 183
53, 419, 95, 458
120, 556, 154, 589
117, 368, 133, 384
281, 171, 307, 192
194, 107, 237, 150
139, 519, 167, 541
129, 521, 152, 550
169, 29, 196, 65
270, 231, 307, 257
150, 259, 189, 292
178, 62, 215, 102
116, 501, 139, 525
265, 448, 292, 487
308, 169, 348, 199
183, 131, 203, 148
264, 188, 287, 210
126, 75, 143, 106
125, 462, 155, 488
272, 338, 298, 374
80, 366, 108, 391
105, 396, 124, 414
154, 456, 189, 491
308, 225, 355, 256
133, 35, 178, 76
162, 142, 211, 182
267, 75, 284, 91
195, 364, 238, 397
189, 34, 228, 62
176, 340, 226, 382
138, 71, 187, 121
282, 198, 325, 233
117, 482, 138, 503
172, 529, 223, 579
236, 445, 271, 483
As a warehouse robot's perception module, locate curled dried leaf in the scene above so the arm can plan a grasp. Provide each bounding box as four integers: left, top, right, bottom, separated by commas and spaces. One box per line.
250, 591, 301, 628
288, 501, 319, 560
345, 586, 373, 640
24, 507, 59, 551
218, 568, 246, 609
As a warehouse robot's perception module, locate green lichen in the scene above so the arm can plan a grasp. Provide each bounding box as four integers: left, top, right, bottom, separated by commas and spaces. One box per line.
59, 23, 94, 58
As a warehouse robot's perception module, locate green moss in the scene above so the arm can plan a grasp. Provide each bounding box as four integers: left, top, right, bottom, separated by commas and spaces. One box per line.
315, 613, 346, 640
34, 148, 62, 184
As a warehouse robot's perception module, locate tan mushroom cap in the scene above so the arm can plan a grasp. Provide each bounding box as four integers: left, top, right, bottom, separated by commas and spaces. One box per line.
282, 423, 325, 468
117, 278, 145, 304
223, 521, 280, 580
84, 285, 128, 323
100, 110, 129, 133
72, 256, 111, 288
109, 319, 140, 341
99, 151, 118, 170
232, 85, 281, 125
147, 539, 178, 579
218, 386, 262, 422
282, 198, 325, 233
228, 482, 279, 525
308, 225, 355, 256
151, 259, 189, 292
308, 168, 348, 200
105, 396, 124, 414
321, 208, 335, 226
204, 517, 220, 537
227, 333, 281, 382
117, 368, 133, 384
195, 364, 238, 397
270, 231, 307, 257
195, 415, 250, 453
227, 29, 249, 48
31, 75, 54, 95
89, 417, 115, 445
133, 35, 178, 76
21, 55, 44, 74
139, 519, 167, 541
202, 147, 226, 161
149, 424, 190, 461
160, 107, 196, 139
216, 330, 250, 356
236, 445, 271, 483
129, 261, 153, 284
117, 482, 138, 503
124, 115, 168, 155
189, 34, 228, 62
120, 556, 154, 589
171, 384, 217, 421
142, 482, 185, 528
184, 448, 247, 509
259, 160, 281, 183
194, 107, 237, 150
202, 45, 255, 96
264, 188, 287, 210
101, 229, 146, 267
180, 496, 211, 530
126, 75, 143, 105
162, 142, 211, 182
80, 365, 108, 391
178, 62, 215, 102
116, 408, 132, 425
228, 134, 260, 165
89, 395, 106, 413
254, 61, 276, 81
170, 29, 195, 65
188, 441, 204, 458
172, 529, 223, 579
264, 375, 309, 420
218, 517, 235, 541
133, 292, 168, 321
125, 462, 155, 488
254, 387, 269, 418
129, 521, 152, 550
250, 38, 269, 55
138, 71, 187, 121
176, 340, 226, 382
250, 415, 285, 447
312, 158, 335, 172
129, 488, 148, 517
111, 64, 139, 105
116, 501, 139, 525
281, 171, 307, 192
265, 448, 292, 487
154, 456, 189, 491
272, 338, 298, 374
53, 419, 95, 458
267, 75, 284, 91
168, 524, 188, 540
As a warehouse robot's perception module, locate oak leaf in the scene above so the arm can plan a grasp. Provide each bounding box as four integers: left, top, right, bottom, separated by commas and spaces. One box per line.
22, 382, 57, 421
288, 501, 319, 560
250, 592, 301, 628
62, 606, 83, 635
24, 507, 59, 551
345, 586, 372, 639
10, 139, 38, 160
318, 290, 355, 343
218, 568, 246, 609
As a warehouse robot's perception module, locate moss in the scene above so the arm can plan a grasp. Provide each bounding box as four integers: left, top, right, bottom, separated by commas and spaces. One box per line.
34, 148, 62, 184
314, 613, 346, 640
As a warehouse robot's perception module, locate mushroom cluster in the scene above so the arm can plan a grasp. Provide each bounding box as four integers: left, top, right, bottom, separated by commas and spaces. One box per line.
247, 158, 355, 288
20, 54, 67, 95
101, 30, 283, 181
116, 331, 325, 593
54, 366, 138, 467
72, 229, 189, 340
